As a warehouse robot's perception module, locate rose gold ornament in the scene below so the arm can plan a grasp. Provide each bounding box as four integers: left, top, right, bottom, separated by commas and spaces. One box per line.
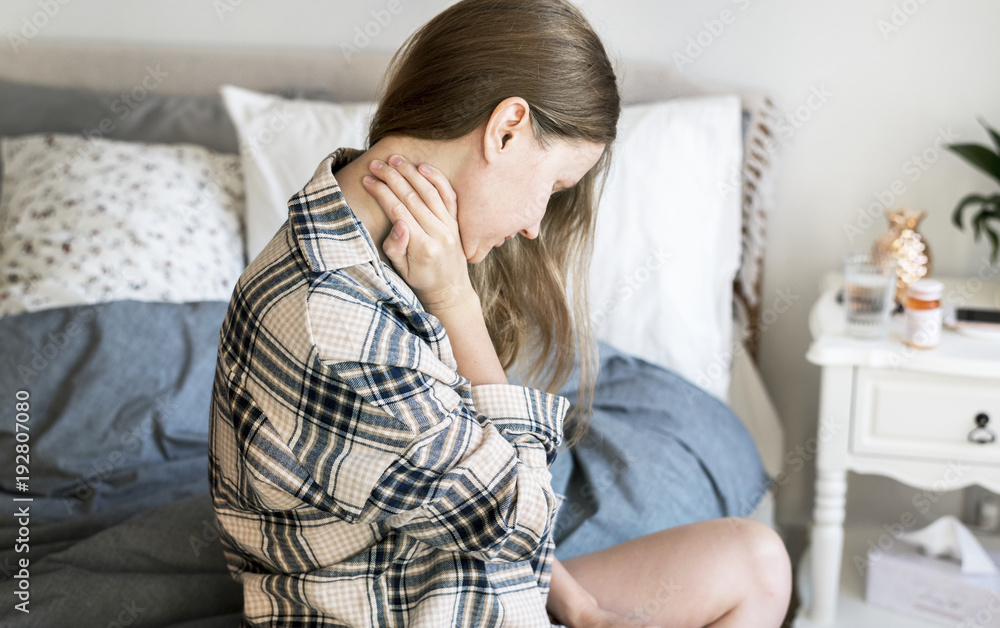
871, 207, 932, 303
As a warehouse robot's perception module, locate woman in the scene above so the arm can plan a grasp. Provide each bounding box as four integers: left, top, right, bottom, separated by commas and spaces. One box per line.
208, 0, 792, 626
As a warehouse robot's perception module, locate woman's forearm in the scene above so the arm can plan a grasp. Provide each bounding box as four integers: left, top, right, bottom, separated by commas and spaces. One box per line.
424, 288, 508, 387
547, 556, 600, 627
428, 296, 597, 624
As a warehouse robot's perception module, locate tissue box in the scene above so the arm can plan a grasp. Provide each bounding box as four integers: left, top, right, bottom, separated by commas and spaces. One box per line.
866, 537, 1000, 626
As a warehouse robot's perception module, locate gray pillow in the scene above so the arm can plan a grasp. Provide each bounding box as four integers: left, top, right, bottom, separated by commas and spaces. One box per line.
0, 78, 342, 201
0, 79, 239, 153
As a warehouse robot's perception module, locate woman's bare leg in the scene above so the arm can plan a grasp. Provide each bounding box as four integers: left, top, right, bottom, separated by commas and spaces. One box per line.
559, 517, 791, 628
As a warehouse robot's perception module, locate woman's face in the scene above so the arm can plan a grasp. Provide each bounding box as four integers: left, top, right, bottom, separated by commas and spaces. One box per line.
455, 137, 606, 264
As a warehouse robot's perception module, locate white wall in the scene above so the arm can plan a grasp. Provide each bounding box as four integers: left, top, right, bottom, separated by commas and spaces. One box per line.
4, 0, 998, 546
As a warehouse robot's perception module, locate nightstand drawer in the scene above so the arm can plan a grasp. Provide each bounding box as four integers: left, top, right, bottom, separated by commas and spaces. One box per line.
851, 367, 1000, 464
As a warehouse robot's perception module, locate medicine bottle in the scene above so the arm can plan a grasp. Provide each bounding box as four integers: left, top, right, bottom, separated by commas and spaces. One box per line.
903, 279, 943, 349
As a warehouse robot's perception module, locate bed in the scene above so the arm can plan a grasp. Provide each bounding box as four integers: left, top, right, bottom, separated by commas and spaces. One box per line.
0, 42, 786, 627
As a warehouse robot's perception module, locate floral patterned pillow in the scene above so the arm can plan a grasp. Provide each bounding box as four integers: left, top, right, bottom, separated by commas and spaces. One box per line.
0, 133, 246, 318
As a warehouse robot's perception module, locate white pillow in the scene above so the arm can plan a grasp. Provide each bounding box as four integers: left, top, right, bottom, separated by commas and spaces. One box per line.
587, 97, 743, 401
220, 84, 377, 262
0, 133, 245, 319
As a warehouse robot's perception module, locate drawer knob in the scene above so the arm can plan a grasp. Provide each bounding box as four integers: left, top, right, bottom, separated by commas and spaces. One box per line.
969, 413, 996, 444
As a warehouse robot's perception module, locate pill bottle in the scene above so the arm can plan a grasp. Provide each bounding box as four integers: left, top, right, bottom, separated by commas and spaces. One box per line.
903, 279, 943, 349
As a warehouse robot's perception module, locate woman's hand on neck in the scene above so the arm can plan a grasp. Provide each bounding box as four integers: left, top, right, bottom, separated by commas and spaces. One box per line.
335, 136, 470, 267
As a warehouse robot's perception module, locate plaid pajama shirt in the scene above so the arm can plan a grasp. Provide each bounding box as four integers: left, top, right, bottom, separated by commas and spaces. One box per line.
209, 147, 570, 627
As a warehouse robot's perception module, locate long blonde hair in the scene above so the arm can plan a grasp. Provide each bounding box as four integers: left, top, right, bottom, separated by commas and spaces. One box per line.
367, 0, 621, 448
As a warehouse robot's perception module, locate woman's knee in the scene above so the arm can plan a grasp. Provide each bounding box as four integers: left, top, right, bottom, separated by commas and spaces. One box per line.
726, 517, 792, 597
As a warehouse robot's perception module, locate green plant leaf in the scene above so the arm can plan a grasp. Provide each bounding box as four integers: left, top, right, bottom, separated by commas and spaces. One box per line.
985, 225, 999, 264
952, 194, 993, 229
980, 117, 1000, 155
982, 205, 1000, 222
947, 143, 1000, 185
972, 205, 1000, 264
974, 208, 989, 240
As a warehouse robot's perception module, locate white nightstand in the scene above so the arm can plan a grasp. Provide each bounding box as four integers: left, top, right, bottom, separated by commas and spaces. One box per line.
794, 273, 1000, 627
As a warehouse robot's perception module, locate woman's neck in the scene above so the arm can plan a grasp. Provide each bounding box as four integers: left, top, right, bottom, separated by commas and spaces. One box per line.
334, 136, 469, 268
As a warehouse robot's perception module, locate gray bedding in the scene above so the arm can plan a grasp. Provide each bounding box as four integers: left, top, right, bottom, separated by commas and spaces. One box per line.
0, 300, 239, 627
0, 300, 769, 627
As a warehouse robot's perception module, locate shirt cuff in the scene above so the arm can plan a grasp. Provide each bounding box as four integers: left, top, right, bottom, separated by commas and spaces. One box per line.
469, 384, 569, 454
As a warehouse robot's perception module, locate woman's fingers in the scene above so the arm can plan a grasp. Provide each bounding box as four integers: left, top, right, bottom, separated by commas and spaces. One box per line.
363, 173, 413, 273
363, 175, 420, 243
414, 162, 459, 223
380, 212, 410, 275
367, 157, 442, 232
392, 158, 453, 225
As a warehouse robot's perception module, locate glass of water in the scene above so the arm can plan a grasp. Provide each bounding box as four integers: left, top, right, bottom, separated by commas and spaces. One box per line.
843, 252, 898, 339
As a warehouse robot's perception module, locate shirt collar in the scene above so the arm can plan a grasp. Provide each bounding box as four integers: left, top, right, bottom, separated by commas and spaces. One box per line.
288, 147, 385, 276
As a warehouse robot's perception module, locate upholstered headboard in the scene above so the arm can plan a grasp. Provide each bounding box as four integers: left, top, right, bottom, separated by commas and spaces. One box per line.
0, 41, 777, 362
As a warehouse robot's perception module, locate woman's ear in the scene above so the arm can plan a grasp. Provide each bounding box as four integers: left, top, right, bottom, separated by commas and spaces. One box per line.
483, 97, 532, 164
